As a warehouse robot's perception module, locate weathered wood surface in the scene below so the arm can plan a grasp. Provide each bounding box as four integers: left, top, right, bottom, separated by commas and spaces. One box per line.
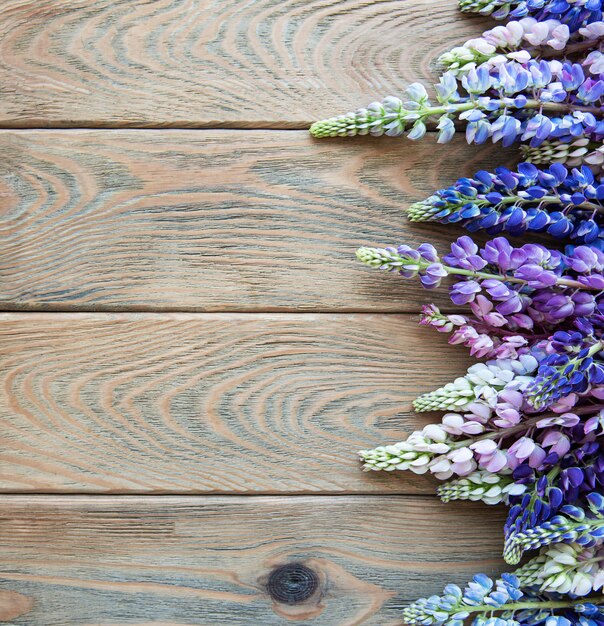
0, 0, 489, 128
0, 312, 471, 494
0, 496, 505, 624
0, 2, 513, 622
0, 130, 514, 312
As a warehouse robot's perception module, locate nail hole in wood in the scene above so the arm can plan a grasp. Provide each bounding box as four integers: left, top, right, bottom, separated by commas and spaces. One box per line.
267, 563, 319, 605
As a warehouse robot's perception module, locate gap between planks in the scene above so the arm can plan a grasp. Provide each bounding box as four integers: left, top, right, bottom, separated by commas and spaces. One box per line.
0, 0, 490, 128
0, 492, 444, 498
0, 123, 317, 130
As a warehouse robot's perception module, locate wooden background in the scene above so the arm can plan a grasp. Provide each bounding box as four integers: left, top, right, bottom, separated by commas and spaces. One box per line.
0, 1, 513, 624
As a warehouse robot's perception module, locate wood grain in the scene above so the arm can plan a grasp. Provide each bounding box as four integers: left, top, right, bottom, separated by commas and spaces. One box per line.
0, 130, 515, 312
0, 312, 473, 494
0, 496, 506, 624
0, 0, 490, 128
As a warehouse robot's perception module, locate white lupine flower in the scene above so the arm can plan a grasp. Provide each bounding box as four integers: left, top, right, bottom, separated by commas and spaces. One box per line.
485, 21, 526, 47
467, 402, 493, 422
422, 424, 448, 443
507, 50, 532, 63
437, 470, 517, 505
441, 412, 486, 435
445, 457, 476, 478
548, 24, 571, 49
414, 356, 538, 412
585, 145, 604, 166
517, 17, 539, 33
572, 572, 594, 596
449, 447, 473, 463
548, 544, 579, 566
504, 482, 527, 497
427, 458, 453, 479
579, 22, 604, 39
584, 50, 604, 75
516, 544, 604, 597
462, 38, 496, 54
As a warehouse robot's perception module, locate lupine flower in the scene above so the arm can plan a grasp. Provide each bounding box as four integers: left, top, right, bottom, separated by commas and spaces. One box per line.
406, 162, 604, 244
413, 356, 538, 412
402, 572, 604, 626
504, 491, 604, 564
459, 0, 603, 32
437, 470, 522, 504
509, 438, 604, 508
515, 542, 604, 595
440, 18, 574, 76
441, 18, 604, 77
521, 137, 604, 173
525, 340, 604, 409
585, 48, 604, 73
310, 60, 604, 148
356, 236, 604, 326
420, 304, 530, 359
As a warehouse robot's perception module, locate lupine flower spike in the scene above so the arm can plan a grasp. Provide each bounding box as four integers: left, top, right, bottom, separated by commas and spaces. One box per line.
310, 60, 604, 149
406, 162, 604, 244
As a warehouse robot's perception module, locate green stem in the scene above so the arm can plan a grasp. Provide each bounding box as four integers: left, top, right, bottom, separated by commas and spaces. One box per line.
541, 36, 604, 59
497, 194, 602, 213
362, 249, 597, 290
409, 194, 603, 215
436, 262, 591, 291
461, 597, 604, 615
587, 341, 604, 358
426, 309, 549, 339
450, 403, 604, 450
414, 99, 602, 119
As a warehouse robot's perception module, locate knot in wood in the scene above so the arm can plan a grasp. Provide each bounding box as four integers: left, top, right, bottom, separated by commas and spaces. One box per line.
267, 563, 318, 604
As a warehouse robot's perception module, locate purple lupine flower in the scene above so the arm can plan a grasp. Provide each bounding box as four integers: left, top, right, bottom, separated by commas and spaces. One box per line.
471, 295, 509, 327
420, 263, 448, 289
515, 263, 559, 287
450, 280, 483, 305
359, 235, 604, 328
444, 236, 488, 270
493, 388, 525, 427
419, 303, 531, 359
472, 439, 509, 471
449, 325, 496, 357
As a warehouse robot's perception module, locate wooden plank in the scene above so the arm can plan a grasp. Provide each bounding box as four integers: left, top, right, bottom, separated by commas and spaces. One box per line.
0, 130, 514, 311
0, 495, 506, 624
0, 312, 473, 494
0, 0, 490, 127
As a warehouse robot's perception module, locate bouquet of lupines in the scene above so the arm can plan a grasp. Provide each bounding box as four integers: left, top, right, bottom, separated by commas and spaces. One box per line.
310, 1, 604, 624
310, 0, 604, 168
355, 224, 604, 624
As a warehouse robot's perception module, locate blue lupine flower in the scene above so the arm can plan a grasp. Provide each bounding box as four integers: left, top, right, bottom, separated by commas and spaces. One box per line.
406, 163, 604, 244
459, 0, 603, 32
504, 490, 604, 564
526, 341, 604, 409
402, 572, 604, 625
311, 59, 604, 145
